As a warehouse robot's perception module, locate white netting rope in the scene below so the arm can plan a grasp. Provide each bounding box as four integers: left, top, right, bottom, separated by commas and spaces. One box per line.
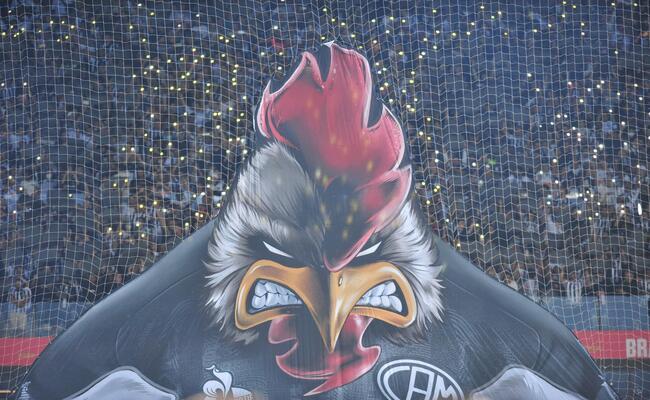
0, 1, 648, 397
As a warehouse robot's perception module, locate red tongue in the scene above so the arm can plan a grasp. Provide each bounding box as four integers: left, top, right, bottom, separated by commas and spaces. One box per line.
268, 314, 380, 395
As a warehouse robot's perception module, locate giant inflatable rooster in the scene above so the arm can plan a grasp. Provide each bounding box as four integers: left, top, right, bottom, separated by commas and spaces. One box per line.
16, 43, 618, 400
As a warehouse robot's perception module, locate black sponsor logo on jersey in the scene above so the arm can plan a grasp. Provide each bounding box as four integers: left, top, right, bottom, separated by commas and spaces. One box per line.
377, 359, 464, 400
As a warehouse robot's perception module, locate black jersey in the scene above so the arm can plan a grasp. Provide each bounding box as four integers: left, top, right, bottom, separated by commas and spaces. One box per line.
16, 222, 617, 400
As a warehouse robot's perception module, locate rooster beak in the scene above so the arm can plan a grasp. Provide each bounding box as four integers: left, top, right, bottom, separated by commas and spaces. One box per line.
235, 260, 417, 353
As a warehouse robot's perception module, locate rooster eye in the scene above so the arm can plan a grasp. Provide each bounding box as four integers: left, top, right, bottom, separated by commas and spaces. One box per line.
355, 241, 381, 258
263, 241, 294, 259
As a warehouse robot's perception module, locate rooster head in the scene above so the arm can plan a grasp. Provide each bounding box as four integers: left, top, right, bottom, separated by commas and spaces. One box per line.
205, 43, 443, 395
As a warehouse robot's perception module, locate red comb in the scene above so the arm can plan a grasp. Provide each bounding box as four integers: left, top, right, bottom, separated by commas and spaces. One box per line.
256, 43, 411, 271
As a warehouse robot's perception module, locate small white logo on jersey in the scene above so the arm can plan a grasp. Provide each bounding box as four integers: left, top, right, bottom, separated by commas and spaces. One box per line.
202, 365, 254, 400
377, 359, 464, 400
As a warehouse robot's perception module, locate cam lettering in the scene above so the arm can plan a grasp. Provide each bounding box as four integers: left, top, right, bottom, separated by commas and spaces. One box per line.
405, 366, 435, 399
433, 374, 460, 399
378, 359, 464, 400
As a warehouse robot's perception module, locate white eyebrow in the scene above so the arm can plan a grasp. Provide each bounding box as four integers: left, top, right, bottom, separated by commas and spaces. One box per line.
356, 241, 381, 257
263, 241, 294, 258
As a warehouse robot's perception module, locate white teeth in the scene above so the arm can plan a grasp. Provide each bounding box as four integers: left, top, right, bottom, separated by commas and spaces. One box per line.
384, 282, 396, 295
250, 280, 302, 311
265, 282, 278, 294
252, 280, 403, 313
252, 295, 265, 309
267, 293, 279, 307
255, 283, 266, 296
276, 285, 288, 296
356, 281, 404, 313
390, 296, 403, 313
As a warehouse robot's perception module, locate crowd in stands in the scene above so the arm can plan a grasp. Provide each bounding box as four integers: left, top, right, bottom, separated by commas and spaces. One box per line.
0, 0, 648, 336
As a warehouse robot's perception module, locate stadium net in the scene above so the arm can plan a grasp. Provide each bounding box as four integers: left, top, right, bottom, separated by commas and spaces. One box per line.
0, 0, 648, 398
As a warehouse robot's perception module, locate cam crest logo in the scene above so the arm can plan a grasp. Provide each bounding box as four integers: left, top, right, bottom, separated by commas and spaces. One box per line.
202, 366, 253, 400
377, 359, 464, 400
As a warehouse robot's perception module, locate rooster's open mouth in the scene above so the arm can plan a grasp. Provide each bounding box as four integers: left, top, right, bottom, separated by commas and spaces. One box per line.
248, 279, 406, 315
235, 259, 417, 352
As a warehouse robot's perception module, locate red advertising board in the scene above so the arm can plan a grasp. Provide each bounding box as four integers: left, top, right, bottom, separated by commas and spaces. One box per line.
1, 331, 649, 366
575, 330, 650, 360
0, 337, 52, 366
